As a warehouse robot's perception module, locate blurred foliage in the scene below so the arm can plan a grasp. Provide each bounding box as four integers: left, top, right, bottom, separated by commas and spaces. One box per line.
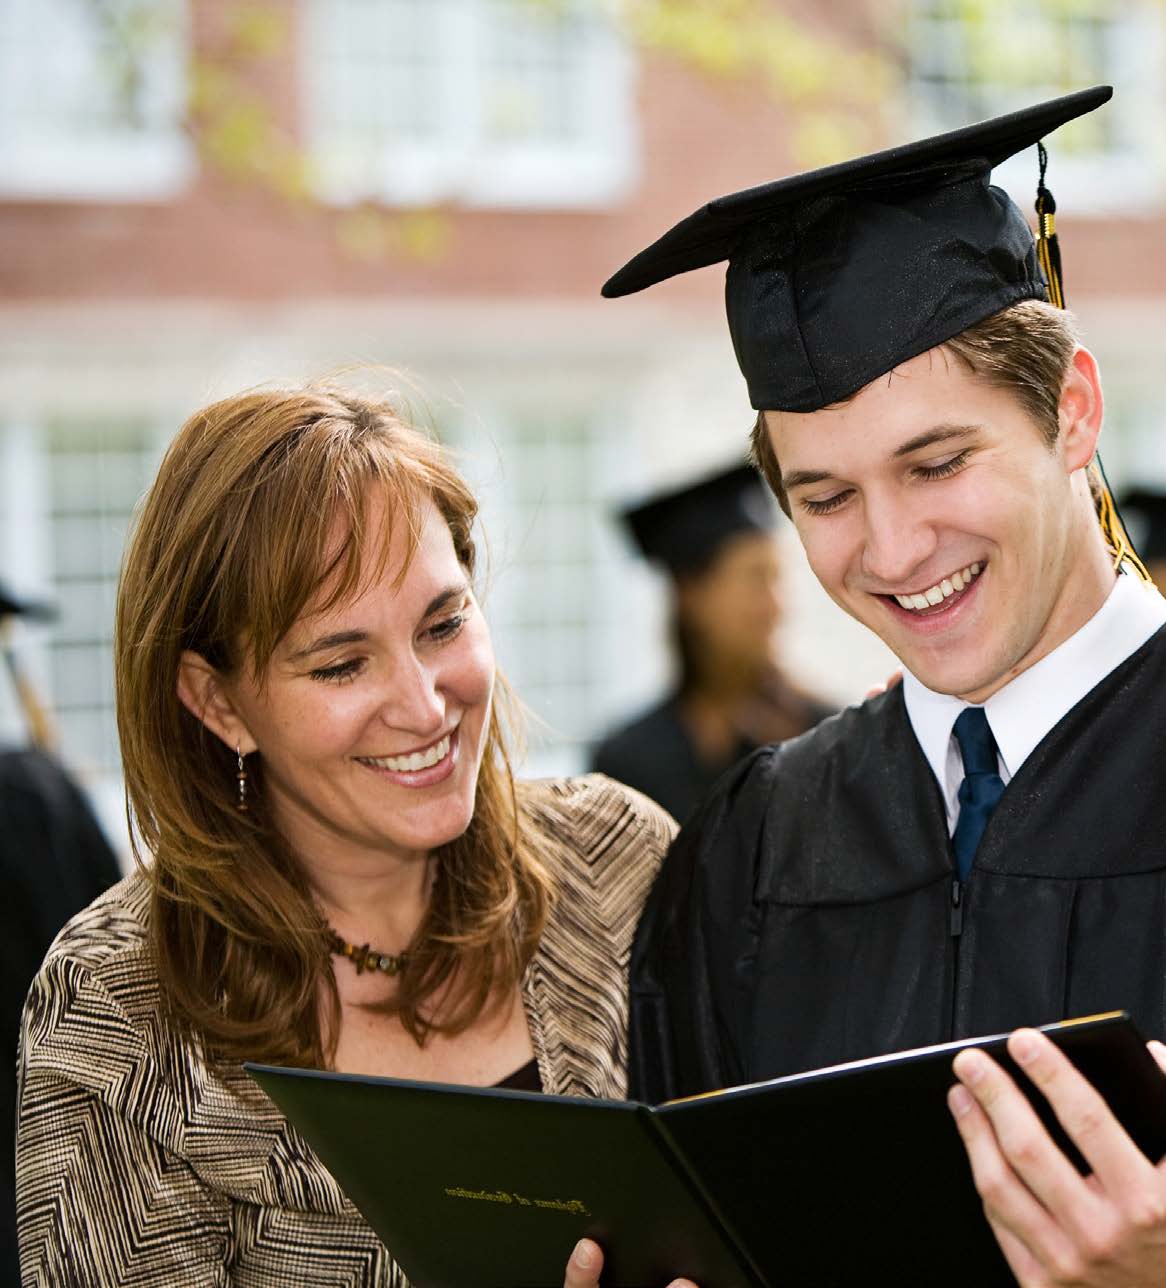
86, 0, 893, 260
905, 0, 1118, 154
909, 0, 1109, 87
336, 206, 455, 265
185, 4, 312, 201
526, 0, 894, 168
83, 0, 1126, 262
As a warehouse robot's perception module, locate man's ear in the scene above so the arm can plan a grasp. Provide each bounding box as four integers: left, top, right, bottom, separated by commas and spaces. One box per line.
1058, 346, 1104, 474
177, 651, 257, 754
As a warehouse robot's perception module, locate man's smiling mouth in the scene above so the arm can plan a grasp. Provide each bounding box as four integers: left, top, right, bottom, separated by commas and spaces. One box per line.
889, 562, 982, 612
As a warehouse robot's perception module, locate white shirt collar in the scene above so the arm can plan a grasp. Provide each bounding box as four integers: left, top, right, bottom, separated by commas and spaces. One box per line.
902, 572, 1166, 832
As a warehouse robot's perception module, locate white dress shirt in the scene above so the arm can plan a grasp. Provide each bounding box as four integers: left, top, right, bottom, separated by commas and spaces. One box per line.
902, 572, 1166, 835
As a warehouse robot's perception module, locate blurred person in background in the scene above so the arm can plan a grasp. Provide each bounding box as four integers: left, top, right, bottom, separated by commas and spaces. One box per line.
15, 383, 678, 1286
1120, 487, 1166, 588
591, 462, 832, 823
0, 584, 120, 1283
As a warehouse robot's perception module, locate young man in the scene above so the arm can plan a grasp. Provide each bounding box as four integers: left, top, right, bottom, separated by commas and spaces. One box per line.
581, 86, 1166, 1286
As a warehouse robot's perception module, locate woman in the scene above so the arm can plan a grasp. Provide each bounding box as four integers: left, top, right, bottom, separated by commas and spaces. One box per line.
15, 384, 678, 1286
593, 462, 833, 823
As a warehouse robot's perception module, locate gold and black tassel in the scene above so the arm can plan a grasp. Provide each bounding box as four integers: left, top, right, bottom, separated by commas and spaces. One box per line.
1092, 460, 1152, 581
1035, 142, 1065, 308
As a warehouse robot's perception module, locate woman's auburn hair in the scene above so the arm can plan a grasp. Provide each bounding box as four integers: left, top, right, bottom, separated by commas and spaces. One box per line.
115, 383, 554, 1069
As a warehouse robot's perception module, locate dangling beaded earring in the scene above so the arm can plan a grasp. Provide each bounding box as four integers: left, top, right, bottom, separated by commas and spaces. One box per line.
236, 746, 249, 812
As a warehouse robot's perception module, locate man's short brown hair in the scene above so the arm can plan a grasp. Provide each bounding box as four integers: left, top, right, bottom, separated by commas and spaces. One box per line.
750, 299, 1081, 515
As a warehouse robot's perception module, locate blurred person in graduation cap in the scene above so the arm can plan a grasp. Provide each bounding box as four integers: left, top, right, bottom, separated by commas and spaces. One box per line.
1120, 486, 1166, 589
567, 85, 1166, 1288
590, 462, 832, 824
0, 583, 120, 1283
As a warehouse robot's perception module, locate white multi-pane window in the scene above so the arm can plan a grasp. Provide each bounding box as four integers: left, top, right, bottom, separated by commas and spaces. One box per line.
42, 418, 161, 773
0, 0, 192, 198
905, 0, 1166, 213
448, 400, 653, 775
303, 0, 637, 207
0, 416, 162, 852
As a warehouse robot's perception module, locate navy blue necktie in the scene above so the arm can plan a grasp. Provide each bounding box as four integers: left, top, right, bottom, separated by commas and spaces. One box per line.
951, 707, 1005, 882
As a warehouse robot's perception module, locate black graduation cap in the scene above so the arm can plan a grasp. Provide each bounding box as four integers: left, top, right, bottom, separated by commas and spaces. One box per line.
621, 462, 777, 578
603, 86, 1112, 412
1119, 489, 1166, 563
0, 583, 56, 623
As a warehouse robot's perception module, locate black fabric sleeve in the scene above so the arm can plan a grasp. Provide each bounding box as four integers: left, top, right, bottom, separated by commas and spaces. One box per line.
627, 748, 779, 1103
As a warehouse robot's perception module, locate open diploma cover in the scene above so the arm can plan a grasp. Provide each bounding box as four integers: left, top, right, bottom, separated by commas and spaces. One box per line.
246, 1012, 1166, 1288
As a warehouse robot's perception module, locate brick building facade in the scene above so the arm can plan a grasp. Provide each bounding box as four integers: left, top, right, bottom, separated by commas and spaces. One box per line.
1, 0, 1163, 850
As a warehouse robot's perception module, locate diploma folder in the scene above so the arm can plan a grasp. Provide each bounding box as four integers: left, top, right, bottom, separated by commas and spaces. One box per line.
246, 1012, 1166, 1288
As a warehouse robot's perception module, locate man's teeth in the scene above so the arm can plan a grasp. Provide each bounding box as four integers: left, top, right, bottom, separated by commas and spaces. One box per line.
894, 563, 981, 611
364, 734, 451, 773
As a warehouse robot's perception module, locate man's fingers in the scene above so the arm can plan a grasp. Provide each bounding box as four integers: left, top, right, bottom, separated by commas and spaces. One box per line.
948, 1082, 1075, 1272
952, 1044, 1114, 1262
1004, 1029, 1158, 1203
1149, 1039, 1166, 1078
564, 1238, 603, 1288
562, 1237, 698, 1288
984, 1209, 1048, 1288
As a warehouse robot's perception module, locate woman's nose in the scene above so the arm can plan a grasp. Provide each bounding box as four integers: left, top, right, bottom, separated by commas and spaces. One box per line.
379, 658, 445, 735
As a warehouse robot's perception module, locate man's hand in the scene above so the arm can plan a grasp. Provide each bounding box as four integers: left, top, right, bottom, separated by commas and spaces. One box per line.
948, 1028, 1166, 1286
563, 1238, 697, 1288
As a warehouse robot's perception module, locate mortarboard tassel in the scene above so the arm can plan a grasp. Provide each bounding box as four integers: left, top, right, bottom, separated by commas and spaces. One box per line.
1037, 142, 1151, 580
1035, 143, 1065, 308
1092, 459, 1152, 582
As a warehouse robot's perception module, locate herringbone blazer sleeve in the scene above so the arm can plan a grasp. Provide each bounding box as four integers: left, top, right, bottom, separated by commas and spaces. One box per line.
17, 957, 232, 1287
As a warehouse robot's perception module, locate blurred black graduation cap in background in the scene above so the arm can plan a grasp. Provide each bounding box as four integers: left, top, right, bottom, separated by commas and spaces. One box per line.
0, 584, 57, 749
1119, 489, 1166, 564
621, 462, 777, 579
0, 583, 56, 624
603, 86, 1112, 412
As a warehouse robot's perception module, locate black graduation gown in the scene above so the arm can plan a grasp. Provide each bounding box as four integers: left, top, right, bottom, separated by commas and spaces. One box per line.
0, 748, 121, 1280
591, 698, 754, 825
629, 624, 1166, 1103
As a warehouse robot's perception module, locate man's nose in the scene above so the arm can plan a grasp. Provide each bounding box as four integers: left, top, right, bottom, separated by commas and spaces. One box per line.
860, 494, 938, 588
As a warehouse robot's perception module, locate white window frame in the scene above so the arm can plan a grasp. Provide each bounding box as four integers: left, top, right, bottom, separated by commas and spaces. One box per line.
904, 0, 1166, 215
0, 0, 193, 200
302, 0, 637, 210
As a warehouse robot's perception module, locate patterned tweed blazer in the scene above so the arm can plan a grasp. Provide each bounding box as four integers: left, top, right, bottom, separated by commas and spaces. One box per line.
16, 776, 675, 1287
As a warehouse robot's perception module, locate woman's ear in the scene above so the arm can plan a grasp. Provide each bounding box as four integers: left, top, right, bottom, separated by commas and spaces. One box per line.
177, 651, 257, 754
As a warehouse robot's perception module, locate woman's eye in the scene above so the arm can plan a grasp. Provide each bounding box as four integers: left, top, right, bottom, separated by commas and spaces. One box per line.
427, 613, 465, 642
801, 490, 851, 517
916, 449, 970, 481
309, 658, 365, 684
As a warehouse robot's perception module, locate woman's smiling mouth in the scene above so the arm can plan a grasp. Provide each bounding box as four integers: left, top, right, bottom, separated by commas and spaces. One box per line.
355, 728, 460, 785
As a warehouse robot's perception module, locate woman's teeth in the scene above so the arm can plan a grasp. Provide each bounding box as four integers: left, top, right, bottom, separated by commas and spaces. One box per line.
894, 562, 981, 612
363, 734, 451, 773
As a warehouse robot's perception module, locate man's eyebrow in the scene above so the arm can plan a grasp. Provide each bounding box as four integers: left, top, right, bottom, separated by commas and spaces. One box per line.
287, 584, 468, 660
891, 424, 982, 459
782, 467, 835, 492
